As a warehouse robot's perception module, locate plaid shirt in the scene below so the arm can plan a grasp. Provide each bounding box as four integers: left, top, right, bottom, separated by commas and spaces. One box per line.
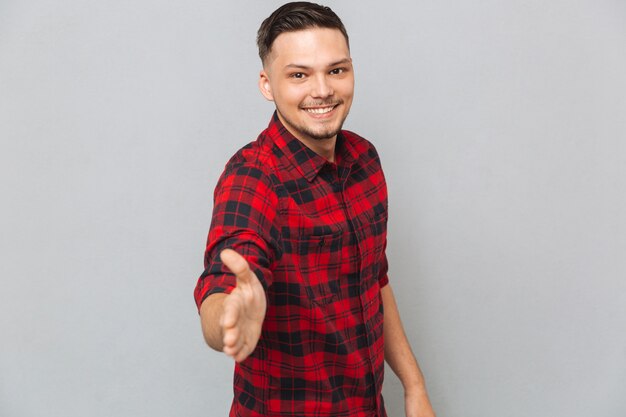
195, 113, 389, 417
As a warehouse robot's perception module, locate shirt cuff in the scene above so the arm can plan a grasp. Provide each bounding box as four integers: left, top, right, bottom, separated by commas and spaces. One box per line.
194, 273, 236, 311
378, 273, 389, 289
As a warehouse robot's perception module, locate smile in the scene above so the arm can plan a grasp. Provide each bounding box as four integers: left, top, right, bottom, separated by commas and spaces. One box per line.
302, 105, 337, 115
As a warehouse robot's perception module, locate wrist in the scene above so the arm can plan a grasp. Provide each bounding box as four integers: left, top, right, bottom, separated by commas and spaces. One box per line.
404, 382, 428, 397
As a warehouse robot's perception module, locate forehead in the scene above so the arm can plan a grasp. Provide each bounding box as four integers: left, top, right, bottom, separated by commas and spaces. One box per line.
267, 27, 350, 68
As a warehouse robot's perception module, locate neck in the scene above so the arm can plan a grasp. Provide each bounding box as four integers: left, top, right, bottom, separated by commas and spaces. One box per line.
310, 137, 336, 162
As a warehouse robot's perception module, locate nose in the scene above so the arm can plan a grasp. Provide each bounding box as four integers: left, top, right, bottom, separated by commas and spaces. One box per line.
310, 74, 334, 98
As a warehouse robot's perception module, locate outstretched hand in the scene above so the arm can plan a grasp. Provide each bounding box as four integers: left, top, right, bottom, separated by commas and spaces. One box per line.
219, 249, 267, 362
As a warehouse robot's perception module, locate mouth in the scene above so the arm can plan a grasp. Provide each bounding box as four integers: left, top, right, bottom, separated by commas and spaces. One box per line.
301, 103, 340, 117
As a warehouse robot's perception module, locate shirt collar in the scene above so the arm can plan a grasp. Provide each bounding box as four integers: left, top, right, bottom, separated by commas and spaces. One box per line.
266, 111, 358, 182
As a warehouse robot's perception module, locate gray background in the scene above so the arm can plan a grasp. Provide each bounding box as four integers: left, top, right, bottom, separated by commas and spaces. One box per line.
1, 0, 625, 416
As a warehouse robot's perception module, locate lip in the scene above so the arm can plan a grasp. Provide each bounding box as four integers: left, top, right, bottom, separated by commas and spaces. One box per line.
300, 104, 339, 119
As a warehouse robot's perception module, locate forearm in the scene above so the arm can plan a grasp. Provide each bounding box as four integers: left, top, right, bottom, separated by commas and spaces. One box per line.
381, 285, 428, 394
199, 293, 228, 351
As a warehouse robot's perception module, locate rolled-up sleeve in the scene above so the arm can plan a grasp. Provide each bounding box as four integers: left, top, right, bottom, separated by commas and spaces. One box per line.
194, 163, 282, 310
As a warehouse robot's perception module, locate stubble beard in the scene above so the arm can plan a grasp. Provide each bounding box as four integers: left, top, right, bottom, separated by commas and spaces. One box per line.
277, 103, 349, 142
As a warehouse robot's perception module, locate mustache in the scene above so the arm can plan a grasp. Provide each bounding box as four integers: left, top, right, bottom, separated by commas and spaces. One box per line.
299, 99, 343, 108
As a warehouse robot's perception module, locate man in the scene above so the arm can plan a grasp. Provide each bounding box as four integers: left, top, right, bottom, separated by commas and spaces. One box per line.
194, 3, 435, 416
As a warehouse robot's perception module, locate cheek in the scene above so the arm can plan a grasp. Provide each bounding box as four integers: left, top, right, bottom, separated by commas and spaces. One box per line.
278, 86, 307, 107
335, 79, 354, 98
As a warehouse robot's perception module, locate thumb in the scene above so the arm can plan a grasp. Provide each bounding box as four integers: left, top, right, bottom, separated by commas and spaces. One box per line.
220, 249, 253, 285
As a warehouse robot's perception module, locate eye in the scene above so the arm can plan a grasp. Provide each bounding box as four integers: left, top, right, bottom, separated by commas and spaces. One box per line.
290, 72, 306, 79
330, 68, 345, 75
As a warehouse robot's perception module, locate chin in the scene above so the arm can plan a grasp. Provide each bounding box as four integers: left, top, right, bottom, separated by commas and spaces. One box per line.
312, 135, 336, 141
305, 125, 342, 141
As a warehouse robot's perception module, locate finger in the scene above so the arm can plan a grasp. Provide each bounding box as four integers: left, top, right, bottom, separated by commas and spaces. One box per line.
224, 334, 245, 357
220, 249, 252, 284
224, 344, 239, 358
233, 343, 252, 363
224, 328, 246, 356
221, 296, 241, 329
222, 326, 240, 348
235, 333, 261, 362
223, 341, 240, 358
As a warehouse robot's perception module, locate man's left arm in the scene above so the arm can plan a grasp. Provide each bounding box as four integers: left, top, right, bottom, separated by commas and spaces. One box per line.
381, 284, 436, 417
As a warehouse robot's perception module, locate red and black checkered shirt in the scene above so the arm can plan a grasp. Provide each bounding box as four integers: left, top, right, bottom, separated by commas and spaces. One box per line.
195, 113, 389, 417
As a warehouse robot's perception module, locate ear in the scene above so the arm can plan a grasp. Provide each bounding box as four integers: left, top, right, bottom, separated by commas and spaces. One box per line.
258, 70, 274, 101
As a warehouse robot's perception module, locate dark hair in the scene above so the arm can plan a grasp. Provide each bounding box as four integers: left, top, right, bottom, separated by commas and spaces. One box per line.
257, 2, 349, 65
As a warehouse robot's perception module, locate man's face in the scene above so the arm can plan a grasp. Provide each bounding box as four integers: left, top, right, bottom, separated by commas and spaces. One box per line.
259, 28, 354, 151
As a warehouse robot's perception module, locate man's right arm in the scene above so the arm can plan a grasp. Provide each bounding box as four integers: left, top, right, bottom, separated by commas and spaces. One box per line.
194, 159, 280, 361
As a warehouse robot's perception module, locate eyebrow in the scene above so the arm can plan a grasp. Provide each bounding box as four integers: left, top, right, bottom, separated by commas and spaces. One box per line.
283, 58, 352, 71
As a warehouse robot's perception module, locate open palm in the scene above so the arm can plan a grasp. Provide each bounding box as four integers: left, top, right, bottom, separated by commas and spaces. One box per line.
219, 249, 267, 362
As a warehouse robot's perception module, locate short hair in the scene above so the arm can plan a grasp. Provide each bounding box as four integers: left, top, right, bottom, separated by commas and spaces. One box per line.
257, 2, 349, 65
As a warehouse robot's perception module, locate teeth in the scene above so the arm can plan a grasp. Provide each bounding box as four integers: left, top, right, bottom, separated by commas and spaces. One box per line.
304, 106, 334, 114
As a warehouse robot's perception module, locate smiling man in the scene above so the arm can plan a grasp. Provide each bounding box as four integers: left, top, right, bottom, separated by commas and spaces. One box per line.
258, 27, 353, 162
194, 3, 435, 417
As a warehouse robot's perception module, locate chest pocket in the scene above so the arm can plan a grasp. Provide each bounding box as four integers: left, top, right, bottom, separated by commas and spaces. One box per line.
293, 231, 343, 306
